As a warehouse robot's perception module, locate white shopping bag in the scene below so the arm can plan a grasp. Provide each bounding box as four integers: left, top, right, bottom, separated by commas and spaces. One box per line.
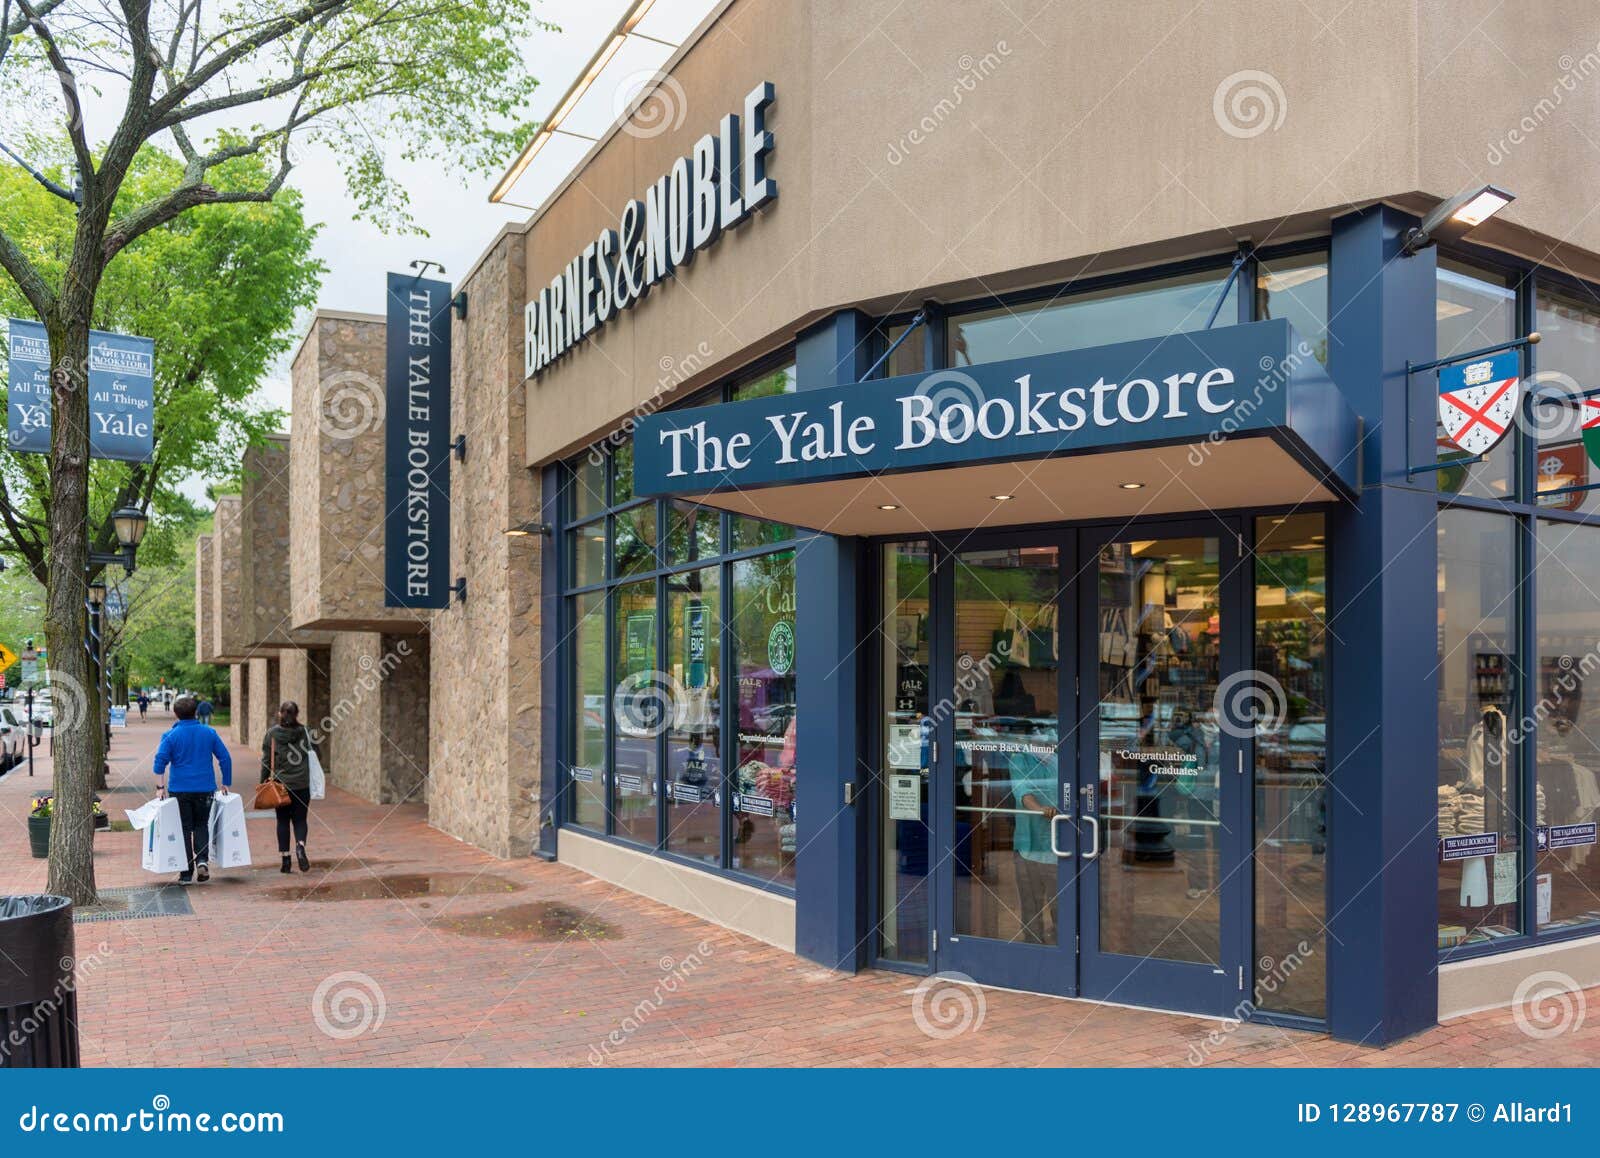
207, 791, 252, 869
129, 797, 187, 875
307, 748, 326, 800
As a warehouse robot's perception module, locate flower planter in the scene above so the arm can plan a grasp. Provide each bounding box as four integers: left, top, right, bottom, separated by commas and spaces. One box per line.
27, 814, 50, 859
93, 812, 109, 831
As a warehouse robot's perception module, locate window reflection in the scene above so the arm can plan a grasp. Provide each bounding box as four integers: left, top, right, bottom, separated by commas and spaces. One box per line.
1535, 523, 1600, 933
1533, 290, 1600, 515
1253, 515, 1328, 1017
731, 551, 798, 884
879, 542, 931, 964
613, 580, 660, 846
948, 269, 1239, 368
665, 567, 721, 865
570, 591, 607, 831
1097, 538, 1222, 965
1256, 252, 1329, 365
1437, 509, 1520, 947
1436, 260, 1517, 500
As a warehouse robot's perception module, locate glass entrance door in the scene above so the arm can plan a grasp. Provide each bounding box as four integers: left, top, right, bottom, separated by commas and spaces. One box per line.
932, 537, 1078, 996
1075, 525, 1249, 1015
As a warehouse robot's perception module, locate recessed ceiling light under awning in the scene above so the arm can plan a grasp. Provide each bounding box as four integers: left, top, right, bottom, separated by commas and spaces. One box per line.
631, 319, 1360, 536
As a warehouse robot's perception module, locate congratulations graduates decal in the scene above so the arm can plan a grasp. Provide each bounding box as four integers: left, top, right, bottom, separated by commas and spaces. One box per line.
1438, 350, 1520, 456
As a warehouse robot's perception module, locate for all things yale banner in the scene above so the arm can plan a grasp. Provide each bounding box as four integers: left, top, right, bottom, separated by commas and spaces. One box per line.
383, 273, 452, 609
6, 318, 155, 462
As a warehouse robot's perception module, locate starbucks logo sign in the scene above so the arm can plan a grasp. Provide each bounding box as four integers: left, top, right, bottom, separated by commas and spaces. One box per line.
767, 620, 795, 676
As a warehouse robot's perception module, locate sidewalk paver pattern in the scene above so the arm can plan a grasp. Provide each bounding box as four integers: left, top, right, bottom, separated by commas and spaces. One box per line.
2, 714, 1594, 1067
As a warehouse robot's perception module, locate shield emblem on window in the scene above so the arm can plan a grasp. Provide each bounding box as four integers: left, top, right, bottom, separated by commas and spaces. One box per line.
1438, 350, 1520, 457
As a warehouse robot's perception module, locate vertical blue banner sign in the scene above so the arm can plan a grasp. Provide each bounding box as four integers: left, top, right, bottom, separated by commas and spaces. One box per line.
383, 273, 452, 608
6, 317, 155, 461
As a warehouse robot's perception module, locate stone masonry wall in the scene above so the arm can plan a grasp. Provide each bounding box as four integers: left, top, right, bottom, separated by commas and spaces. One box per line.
195, 535, 215, 664
212, 495, 249, 660
288, 312, 428, 633
426, 231, 540, 859
326, 632, 384, 803
246, 656, 280, 767
279, 647, 332, 766
241, 435, 332, 649
379, 633, 429, 805
230, 663, 250, 748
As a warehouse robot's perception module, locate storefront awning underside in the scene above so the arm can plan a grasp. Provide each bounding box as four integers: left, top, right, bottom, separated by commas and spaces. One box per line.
633, 319, 1360, 536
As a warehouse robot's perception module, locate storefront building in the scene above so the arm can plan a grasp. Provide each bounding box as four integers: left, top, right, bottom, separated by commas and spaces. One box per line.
201, 0, 1600, 1044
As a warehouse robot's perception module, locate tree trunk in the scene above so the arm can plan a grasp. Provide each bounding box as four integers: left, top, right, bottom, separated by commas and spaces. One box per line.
43, 308, 102, 908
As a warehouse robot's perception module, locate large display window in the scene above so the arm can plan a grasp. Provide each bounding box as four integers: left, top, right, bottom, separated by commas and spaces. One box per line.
558, 360, 801, 891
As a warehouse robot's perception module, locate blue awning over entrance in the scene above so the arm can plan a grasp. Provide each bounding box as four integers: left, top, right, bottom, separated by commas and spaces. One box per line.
633, 320, 1358, 534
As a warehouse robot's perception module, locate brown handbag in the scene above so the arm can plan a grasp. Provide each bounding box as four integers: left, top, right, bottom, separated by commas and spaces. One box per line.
254, 735, 292, 810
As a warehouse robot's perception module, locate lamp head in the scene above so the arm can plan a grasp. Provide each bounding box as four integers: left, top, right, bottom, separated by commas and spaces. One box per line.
1402, 185, 1515, 256
110, 506, 148, 550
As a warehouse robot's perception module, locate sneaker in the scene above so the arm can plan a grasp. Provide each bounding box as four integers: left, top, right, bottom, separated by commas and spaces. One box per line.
196, 862, 210, 884
177, 872, 193, 886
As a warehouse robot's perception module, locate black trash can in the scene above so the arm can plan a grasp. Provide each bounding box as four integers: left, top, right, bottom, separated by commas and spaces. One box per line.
0, 895, 79, 1068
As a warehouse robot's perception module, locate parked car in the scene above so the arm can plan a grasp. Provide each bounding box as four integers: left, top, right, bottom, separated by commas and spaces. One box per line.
0, 706, 26, 769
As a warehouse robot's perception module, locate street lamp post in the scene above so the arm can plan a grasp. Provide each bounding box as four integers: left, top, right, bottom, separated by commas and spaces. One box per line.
85, 506, 148, 756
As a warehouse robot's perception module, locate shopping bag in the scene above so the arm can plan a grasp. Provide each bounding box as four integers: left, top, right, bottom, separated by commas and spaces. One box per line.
208, 791, 252, 869
307, 748, 326, 801
131, 797, 186, 874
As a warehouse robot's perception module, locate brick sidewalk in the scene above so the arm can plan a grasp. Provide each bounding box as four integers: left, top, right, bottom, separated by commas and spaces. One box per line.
2, 713, 1596, 1067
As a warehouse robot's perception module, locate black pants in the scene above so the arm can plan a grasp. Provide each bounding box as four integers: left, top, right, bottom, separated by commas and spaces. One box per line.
173, 792, 212, 871
276, 787, 311, 853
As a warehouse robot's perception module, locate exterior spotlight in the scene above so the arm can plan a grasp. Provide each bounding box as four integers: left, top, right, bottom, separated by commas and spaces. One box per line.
990, 494, 1015, 501
878, 504, 900, 511
1401, 185, 1515, 256
1119, 482, 1146, 490
504, 521, 552, 537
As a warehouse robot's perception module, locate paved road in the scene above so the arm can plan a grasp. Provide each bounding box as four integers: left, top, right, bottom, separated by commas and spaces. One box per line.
1, 713, 1594, 1067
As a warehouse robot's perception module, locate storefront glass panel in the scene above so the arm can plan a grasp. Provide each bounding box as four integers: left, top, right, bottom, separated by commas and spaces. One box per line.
1253, 515, 1328, 1017
1437, 508, 1519, 947
665, 500, 719, 565
950, 546, 1062, 945
1533, 289, 1600, 515
948, 268, 1239, 368
1096, 536, 1223, 965
1535, 522, 1600, 933
570, 590, 607, 832
612, 503, 658, 577
878, 541, 932, 964
1436, 259, 1517, 501
612, 579, 661, 846
569, 518, 605, 588
1256, 251, 1330, 365
730, 550, 798, 884
665, 566, 721, 864
571, 455, 606, 521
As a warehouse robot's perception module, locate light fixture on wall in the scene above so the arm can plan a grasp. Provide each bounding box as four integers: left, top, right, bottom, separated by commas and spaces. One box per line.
990, 493, 1015, 501
1118, 481, 1145, 490
489, 0, 673, 206
877, 504, 900, 511
504, 522, 553, 537
1400, 185, 1515, 256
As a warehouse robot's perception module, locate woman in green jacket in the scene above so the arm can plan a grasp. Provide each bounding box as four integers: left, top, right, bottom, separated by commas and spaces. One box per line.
260, 701, 316, 873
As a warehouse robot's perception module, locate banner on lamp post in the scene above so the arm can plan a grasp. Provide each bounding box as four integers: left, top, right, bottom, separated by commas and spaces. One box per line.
383, 273, 453, 609
5, 318, 155, 462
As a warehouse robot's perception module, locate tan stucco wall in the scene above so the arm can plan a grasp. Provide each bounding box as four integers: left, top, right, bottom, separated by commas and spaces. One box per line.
519, 0, 1600, 465
288, 312, 429, 634
426, 232, 543, 859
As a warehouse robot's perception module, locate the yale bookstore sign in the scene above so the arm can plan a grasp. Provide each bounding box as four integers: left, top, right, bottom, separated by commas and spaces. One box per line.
633, 320, 1358, 499
523, 81, 778, 380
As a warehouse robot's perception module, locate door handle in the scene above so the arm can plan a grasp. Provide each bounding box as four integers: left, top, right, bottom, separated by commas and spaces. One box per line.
1049, 812, 1074, 858
1080, 814, 1101, 860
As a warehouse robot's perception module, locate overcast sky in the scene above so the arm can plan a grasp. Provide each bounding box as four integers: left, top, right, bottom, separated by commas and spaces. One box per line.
257, 0, 717, 417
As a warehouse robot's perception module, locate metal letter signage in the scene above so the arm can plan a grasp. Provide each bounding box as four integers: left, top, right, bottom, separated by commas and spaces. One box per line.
523, 81, 778, 381
633, 320, 1359, 501
7, 317, 156, 462
383, 273, 453, 609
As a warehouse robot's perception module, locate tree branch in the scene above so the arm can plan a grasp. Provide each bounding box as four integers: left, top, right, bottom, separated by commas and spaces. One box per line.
0, 225, 55, 317
13, 0, 94, 194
